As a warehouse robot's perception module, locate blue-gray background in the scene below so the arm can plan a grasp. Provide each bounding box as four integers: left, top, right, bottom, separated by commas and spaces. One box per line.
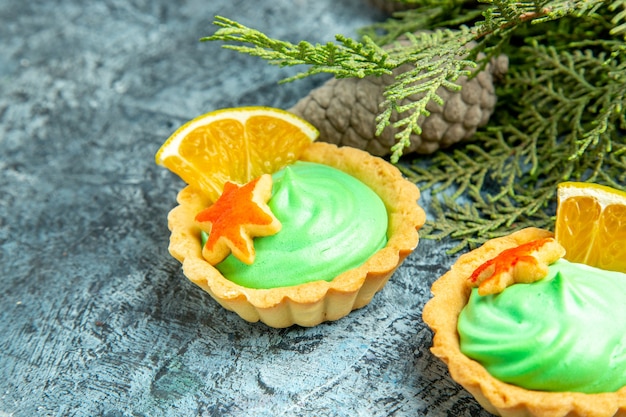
0, 1, 492, 416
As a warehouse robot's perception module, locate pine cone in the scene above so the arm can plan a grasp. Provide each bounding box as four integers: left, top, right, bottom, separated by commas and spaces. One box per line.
289, 46, 509, 156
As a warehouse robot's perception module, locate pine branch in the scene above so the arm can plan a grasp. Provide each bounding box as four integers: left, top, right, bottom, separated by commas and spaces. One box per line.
205, 2, 617, 161
406, 12, 626, 252
203, 16, 396, 80
511, 42, 625, 163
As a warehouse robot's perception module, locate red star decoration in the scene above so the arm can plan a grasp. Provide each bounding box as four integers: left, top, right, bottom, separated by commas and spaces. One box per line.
468, 237, 565, 295
195, 174, 281, 265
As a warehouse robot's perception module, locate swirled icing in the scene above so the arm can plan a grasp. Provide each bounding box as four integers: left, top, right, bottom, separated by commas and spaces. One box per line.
211, 161, 388, 289
458, 259, 626, 393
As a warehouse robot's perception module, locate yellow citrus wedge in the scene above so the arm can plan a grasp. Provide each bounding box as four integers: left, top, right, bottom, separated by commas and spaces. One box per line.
156, 106, 319, 202
555, 181, 626, 272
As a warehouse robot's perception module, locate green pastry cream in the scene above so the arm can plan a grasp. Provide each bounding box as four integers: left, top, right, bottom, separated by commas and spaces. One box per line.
458, 259, 626, 393
205, 161, 388, 289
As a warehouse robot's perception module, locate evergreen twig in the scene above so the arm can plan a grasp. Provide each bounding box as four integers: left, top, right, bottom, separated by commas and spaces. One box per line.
203, 16, 396, 80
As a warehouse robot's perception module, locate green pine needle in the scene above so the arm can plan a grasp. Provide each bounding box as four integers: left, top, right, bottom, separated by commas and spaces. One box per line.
202, 16, 396, 81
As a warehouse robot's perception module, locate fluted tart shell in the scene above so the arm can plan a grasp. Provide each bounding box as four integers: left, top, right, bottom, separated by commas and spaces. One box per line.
422, 227, 626, 417
167, 142, 426, 328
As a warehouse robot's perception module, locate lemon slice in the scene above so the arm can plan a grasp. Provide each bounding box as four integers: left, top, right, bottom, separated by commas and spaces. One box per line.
156, 106, 319, 202
555, 181, 626, 272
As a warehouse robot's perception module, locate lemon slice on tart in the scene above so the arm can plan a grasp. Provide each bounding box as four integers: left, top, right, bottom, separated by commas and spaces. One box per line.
555, 181, 626, 272
155, 106, 319, 203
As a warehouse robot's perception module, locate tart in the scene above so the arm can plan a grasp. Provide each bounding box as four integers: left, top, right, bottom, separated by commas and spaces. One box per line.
167, 141, 425, 328
422, 227, 626, 417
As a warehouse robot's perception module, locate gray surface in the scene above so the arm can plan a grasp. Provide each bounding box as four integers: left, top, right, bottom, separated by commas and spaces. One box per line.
0, 1, 491, 416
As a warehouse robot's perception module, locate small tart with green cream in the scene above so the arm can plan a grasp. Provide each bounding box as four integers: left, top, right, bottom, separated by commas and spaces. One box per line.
203, 161, 389, 289
423, 227, 626, 417
167, 142, 425, 327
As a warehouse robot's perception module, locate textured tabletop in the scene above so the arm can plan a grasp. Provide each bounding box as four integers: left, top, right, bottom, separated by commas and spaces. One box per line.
0, 1, 491, 416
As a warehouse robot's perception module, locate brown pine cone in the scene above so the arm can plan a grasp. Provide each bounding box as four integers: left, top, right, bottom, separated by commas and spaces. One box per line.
289, 48, 508, 156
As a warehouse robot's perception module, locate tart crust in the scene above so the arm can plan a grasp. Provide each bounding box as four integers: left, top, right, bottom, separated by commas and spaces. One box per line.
167, 142, 426, 327
422, 227, 626, 417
